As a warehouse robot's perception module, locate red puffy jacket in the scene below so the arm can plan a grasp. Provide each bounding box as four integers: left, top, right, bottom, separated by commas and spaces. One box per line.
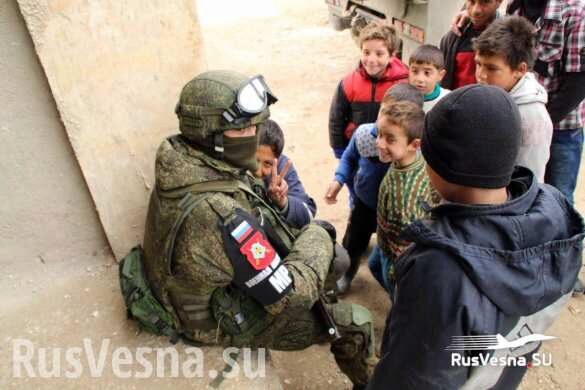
328, 57, 409, 151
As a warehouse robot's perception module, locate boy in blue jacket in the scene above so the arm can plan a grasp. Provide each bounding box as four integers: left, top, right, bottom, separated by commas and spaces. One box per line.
366, 85, 583, 389
256, 119, 316, 229
325, 84, 423, 294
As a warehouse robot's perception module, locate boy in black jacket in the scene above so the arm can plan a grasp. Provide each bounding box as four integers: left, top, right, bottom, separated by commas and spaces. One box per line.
440, 0, 502, 90
366, 85, 583, 389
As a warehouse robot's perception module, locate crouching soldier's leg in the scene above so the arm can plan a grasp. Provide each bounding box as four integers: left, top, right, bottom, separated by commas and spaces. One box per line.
329, 301, 377, 387
211, 288, 376, 387
257, 300, 376, 387
264, 300, 376, 387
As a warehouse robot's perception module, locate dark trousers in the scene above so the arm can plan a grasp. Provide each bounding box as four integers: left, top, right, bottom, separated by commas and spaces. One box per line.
341, 196, 377, 275
545, 128, 583, 204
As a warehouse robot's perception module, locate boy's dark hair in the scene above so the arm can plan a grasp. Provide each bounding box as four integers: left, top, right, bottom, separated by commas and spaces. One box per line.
472, 15, 536, 69
409, 44, 445, 69
359, 22, 400, 55
258, 119, 285, 157
379, 101, 425, 143
381, 83, 424, 109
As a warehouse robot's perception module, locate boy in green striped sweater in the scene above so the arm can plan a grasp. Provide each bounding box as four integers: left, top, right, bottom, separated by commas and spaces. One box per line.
373, 100, 437, 298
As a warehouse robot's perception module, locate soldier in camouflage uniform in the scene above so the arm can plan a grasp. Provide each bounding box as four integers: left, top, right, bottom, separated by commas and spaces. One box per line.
142, 70, 377, 387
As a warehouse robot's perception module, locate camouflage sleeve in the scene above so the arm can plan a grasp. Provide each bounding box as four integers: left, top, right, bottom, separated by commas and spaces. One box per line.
265, 223, 334, 315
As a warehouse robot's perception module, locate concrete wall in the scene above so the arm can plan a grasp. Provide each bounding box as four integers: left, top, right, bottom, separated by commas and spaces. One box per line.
0, 0, 108, 272
15, 0, 206, 259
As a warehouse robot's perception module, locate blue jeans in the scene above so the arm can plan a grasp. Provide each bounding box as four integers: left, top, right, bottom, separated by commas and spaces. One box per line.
545, 128, 584, 205
368, 247, 395, 301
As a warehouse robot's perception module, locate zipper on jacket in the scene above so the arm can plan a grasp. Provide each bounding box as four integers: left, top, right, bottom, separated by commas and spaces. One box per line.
371, 80, 378, 120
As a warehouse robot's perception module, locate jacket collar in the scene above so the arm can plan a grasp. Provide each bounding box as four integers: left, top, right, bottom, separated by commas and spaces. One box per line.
357, 57, 408, 82
429, 166, 537, 219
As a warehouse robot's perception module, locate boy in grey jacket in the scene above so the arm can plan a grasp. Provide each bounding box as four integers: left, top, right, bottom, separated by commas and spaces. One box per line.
474, 15, 553, 182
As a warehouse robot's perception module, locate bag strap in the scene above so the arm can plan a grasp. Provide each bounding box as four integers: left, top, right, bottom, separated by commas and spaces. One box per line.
163, 192, 211, 276
159, 179, 295, 242
158, 180, 240, 199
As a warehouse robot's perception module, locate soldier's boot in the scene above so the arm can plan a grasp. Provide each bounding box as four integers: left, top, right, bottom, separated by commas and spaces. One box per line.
329, 302, 378, 387
336, 254, 361, 295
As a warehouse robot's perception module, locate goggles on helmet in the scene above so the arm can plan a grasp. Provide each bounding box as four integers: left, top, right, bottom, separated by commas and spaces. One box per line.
222, 75, 278, 125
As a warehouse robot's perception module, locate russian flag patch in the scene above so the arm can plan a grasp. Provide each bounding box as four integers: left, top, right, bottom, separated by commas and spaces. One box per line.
231, 220, 254, 243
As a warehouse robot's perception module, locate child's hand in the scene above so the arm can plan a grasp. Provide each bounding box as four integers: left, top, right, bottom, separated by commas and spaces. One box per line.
267, 158, 291, 210
324, 181, 343, 205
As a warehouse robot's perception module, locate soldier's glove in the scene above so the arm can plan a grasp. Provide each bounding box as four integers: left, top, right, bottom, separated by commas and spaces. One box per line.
313, 219, 337, 241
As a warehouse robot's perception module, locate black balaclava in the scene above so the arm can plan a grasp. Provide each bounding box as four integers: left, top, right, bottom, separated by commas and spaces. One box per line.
222, 134, 259, 173
181, 132, 259, 173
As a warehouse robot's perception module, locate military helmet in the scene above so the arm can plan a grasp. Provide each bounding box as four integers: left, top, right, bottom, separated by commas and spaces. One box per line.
175, 70, 277, 143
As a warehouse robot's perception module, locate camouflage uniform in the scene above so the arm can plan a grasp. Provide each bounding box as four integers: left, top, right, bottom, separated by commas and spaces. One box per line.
142, 71, 376, 386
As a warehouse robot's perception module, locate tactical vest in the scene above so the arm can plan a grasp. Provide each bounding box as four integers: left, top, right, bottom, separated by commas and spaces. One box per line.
142, 162, 297, 344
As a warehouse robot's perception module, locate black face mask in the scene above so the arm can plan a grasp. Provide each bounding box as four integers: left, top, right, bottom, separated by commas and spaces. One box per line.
222, 134, 259, 172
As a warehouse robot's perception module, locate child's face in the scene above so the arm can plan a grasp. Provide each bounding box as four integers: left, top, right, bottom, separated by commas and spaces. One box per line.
361, 39, 391, 79
408, 62, 446, 95
255, 144, 276, 178
475, 53, 526, 92
376, 116, 419, 166
466, 0, 502, 29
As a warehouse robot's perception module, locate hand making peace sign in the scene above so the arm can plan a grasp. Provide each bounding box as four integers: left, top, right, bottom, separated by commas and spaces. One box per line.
267, 158, 292, 210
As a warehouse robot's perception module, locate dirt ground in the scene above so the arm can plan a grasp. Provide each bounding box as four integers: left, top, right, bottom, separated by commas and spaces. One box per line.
198, 1, 585, 389
1, 0, 584, 389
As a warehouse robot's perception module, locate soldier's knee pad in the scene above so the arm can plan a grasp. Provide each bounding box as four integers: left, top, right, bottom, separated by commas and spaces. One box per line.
329, 302, 377, 386
329, 303, 374, 357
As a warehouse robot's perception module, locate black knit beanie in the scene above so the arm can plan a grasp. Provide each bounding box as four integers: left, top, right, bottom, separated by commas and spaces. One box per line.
421, 85, 522, 189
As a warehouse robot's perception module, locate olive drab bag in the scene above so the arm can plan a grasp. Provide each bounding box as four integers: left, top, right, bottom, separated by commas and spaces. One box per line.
119, 246, 180, 342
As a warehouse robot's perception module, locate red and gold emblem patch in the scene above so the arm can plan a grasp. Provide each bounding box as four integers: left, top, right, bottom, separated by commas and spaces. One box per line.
239, 231, 275, 270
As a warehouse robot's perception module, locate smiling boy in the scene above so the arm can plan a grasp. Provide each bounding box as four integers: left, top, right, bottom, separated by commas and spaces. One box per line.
255, 119, 317, 228
329, 22, 408, 159
375, 100, 436, 296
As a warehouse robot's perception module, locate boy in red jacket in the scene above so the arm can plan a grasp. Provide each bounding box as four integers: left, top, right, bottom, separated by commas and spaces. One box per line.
328, 22, 408, 160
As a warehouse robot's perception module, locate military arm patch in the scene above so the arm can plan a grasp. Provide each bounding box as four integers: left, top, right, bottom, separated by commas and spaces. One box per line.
221, 209, 293, 306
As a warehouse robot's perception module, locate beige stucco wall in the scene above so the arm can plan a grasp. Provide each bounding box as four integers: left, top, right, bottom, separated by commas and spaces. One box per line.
0, 0, 108, 272
15, 0, 206, 259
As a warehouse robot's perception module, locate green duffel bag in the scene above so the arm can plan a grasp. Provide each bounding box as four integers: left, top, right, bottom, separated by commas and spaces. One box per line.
119, 246, 180, 342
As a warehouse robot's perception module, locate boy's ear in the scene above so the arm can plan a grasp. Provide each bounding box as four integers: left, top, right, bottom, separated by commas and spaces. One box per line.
514, 62, 528, 80
410, 138, 421, 150
517, 62, 528, 74
438, 68, 447, 81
